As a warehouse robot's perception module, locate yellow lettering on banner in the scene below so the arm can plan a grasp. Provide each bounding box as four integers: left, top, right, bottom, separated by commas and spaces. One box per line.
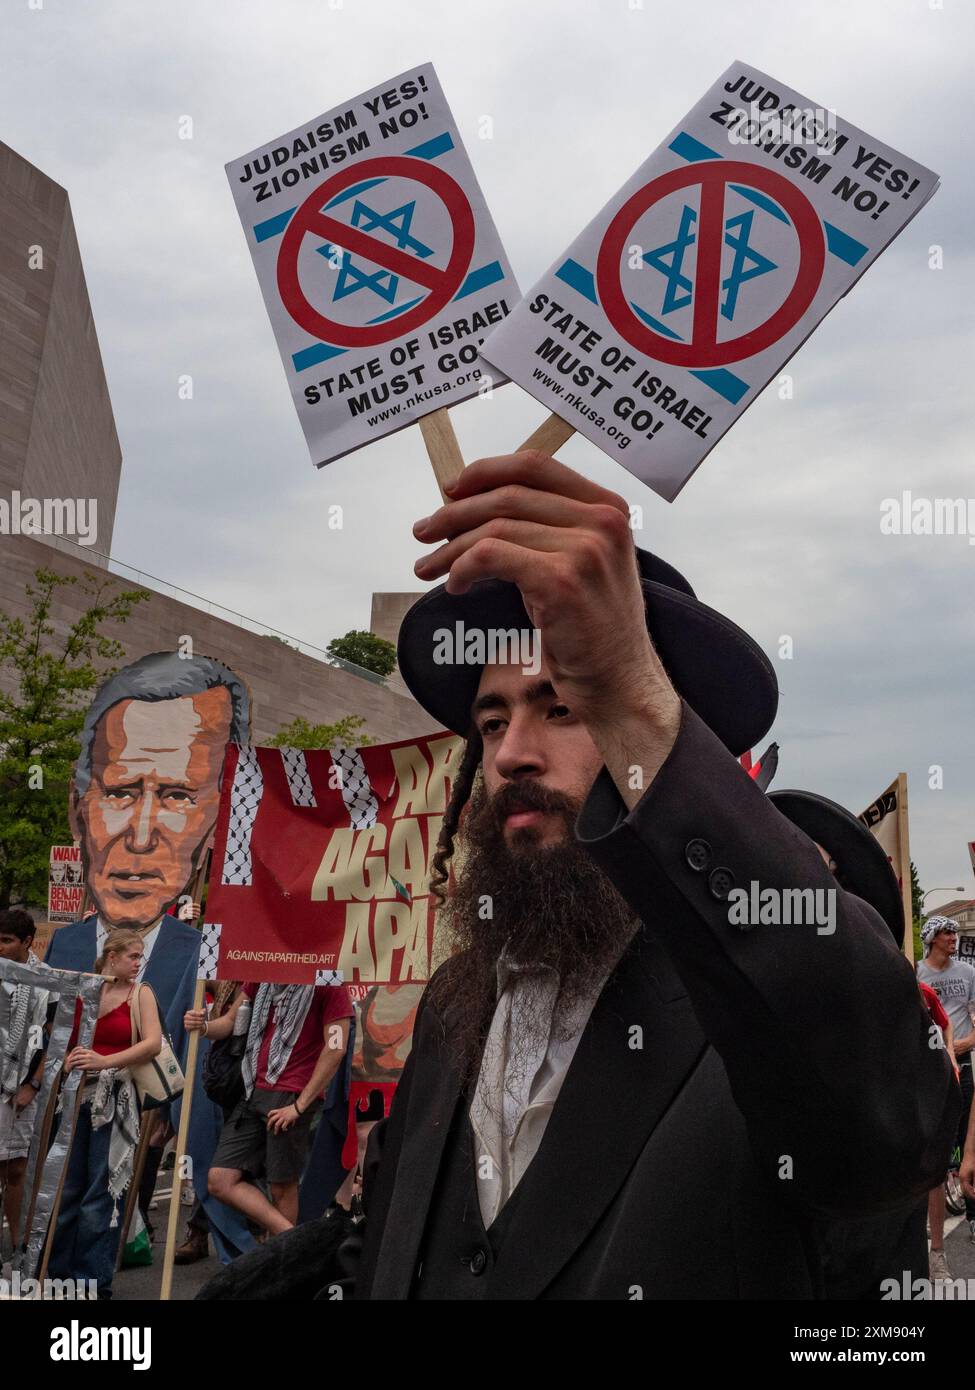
351, 824, 388, 900
372, 902, 412, 981
312, 825, 387, 900
311, 829, 354, 901
390, 744, 430, 818
384, 818, 427, 900
426, 735, 462, 813
339, 903, 375, 980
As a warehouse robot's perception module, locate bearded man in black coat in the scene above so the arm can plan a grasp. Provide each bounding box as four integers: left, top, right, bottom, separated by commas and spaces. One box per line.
201, 450, 957, 1302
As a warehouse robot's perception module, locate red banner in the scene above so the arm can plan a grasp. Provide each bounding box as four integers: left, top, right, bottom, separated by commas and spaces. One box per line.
202, 732, 462, 985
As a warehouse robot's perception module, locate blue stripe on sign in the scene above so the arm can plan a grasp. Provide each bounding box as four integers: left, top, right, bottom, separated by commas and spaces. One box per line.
253, 133, 456, 242
455, 260, 504, 300
824, 222, 868, 265
404, 131, 455, 160
689, 367, 750, 404
556, 258, 598, 304
669, 131, 723, 163
254, 208, 295, 242
290, 297, 426, 371
292, 342, 346, 371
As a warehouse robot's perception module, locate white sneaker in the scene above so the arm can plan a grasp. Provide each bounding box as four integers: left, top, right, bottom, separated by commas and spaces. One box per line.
969, 1219, 975, 1245
930, 1248, 952, 1281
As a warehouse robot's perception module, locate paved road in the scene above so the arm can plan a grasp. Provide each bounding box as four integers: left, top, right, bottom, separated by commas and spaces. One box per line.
110, 1182, 221, 1302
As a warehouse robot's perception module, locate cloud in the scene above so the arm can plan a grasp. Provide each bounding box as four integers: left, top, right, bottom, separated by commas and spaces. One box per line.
2, 0, 973, 895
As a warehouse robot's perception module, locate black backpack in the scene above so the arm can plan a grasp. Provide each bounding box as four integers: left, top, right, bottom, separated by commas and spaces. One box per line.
201, 1031, 246, 1113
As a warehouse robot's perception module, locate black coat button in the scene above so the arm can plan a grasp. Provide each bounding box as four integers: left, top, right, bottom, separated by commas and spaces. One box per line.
469, 1248, 487, 1276
708, 867, 735, 900
685, 838, 712, 872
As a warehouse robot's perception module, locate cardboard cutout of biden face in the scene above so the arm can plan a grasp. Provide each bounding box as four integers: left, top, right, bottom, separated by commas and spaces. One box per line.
69, 652, 251, 930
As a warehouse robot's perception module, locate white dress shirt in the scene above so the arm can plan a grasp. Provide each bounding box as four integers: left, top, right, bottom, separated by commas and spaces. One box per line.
469, 945, 622, 1228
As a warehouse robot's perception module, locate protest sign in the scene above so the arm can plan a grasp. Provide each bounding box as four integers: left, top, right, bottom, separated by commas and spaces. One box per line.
201, 731, 463, 986
859, 773, 913, 958
226, 64, 518, 477
47, 845, 84, 923
482, 61, 939, 501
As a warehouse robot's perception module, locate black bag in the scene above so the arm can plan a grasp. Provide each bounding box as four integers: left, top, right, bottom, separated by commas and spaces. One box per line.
201, 1032, 246, 1113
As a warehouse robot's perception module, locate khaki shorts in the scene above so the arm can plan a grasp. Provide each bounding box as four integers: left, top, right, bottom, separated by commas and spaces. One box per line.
0, 1094, 37, 1162
210, 1087, 321, 1185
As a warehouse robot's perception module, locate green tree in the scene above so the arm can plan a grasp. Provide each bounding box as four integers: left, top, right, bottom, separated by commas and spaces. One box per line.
911, 860, 924, 961
326, 630, 397, 680
268, 714, 376, 749
0, 568, 149, 910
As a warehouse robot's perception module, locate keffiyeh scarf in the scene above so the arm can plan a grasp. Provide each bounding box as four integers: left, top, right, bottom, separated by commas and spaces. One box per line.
89, 1070, 141, 1226
241, 984, 315, 1097
0, 951, 47, 1101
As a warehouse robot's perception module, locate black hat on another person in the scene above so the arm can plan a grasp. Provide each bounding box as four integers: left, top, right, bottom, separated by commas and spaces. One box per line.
770, 789, 904, 946
397, 548, 778, 757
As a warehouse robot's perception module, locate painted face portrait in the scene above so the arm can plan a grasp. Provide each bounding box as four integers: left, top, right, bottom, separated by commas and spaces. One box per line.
69, 654, 249, 930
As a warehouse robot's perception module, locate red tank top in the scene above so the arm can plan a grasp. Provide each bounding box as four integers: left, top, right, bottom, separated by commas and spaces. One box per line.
69, 990, 135, 1056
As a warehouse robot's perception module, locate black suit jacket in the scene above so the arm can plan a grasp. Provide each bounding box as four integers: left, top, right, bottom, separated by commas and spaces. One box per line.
351, 704, 958, 1299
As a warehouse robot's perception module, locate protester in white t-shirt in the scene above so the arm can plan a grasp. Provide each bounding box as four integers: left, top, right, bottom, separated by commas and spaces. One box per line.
917, 916, 975, 1240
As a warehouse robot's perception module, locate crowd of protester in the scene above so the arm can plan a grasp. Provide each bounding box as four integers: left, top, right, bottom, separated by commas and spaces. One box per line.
2, 902, 975, 1295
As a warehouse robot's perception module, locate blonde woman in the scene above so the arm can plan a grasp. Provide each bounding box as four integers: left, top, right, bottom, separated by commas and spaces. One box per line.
48, 929, 161, 1299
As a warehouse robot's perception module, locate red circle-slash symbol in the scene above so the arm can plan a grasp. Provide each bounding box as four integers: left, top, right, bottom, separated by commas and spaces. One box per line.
277, 156, 476, 350
595, 161, 826, 370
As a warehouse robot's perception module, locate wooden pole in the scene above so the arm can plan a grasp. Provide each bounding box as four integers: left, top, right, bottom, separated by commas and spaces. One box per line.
157, 854, 212, 1300
114, 1114, 156, 1272
897, 771, 914, 964
158, 976, 205, 1301
418, 407, 465, 499
518, 413, 576, 457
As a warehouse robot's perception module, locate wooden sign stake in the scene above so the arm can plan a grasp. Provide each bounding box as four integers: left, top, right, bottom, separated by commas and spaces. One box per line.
419, 407, 465, 498
158, 977, 204, 1302
114, 1116, 156, 1272
159, 854, 212, 1300
518, 413, 576, 457
896, 771, 914, 964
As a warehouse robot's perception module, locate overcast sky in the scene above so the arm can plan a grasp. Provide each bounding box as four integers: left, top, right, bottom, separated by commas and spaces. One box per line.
2, 0, 972, 905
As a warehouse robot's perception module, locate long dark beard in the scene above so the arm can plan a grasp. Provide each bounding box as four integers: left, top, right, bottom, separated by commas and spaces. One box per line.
428, 774, 639, 1090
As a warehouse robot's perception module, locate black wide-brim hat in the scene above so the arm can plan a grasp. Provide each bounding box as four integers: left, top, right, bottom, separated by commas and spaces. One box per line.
769, 789, 904, 946
397, 548, 777, 757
